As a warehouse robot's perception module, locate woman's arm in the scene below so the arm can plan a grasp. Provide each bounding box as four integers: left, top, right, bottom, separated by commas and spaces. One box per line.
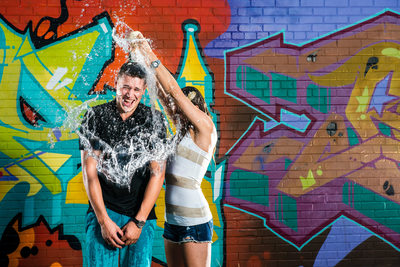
155, 81, 177, 123
130, 32, 216, 148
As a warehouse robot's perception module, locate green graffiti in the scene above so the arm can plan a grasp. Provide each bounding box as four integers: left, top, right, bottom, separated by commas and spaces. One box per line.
347, 127, 360, 146
307, 83, 331, 113
378, 122, 392, 136
344, 182, 400, 233
245, 66, 270, 103
230, 169, 269, 206
275, 192, 298, 232
271, 72, 297, 103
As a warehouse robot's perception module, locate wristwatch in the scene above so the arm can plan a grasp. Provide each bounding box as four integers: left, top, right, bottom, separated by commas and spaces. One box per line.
131, 217, 146, 229
151, 59, 161, 69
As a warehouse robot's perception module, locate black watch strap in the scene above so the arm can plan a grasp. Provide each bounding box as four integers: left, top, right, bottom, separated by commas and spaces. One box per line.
131, 217, 146, 229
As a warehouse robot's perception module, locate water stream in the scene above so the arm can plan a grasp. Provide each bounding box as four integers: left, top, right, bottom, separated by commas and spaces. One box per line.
64, 20, 180, 189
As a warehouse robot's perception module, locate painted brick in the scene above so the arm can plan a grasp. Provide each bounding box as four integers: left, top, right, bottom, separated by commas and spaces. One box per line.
213, 7, 230, 15
312, 23, 338, 31
300, 0, 324, 6
289, 7, 314, 15
250, 16, 274, 23
228, 0, 251, 7
263, 24, 288, 32
294, 31, 307, 39
350, 0, 374, 5
313, 7, 338, 15
215, 40, 239, 47
323, 15, 348, 23
232, 32, 245, 39
244, 32, 257, 39
230, 16, 251, 24
276, 0, 300, 7
6, 6, 33, 15
251, 0, 275, 6
218, 32, 232, 39
178, 0, 201, 7
299, 16, 323, 23
256, 32, 270, 39
1, 1, 400, 267
275, 16, 300, 23
239, 24, 263, 32
162, 7, 188, 15
338, 7, 361, 15
238, 7, 263, 16
373, 0, 399, 6
201, 0, 227, 7
283, 31, 294, 39
0, 0, 21, 5
263, 7, 289, 15
361, 7, 390, 16
288, 23, 312, 31
33, 6, 65, 16
325, 0, 349, 6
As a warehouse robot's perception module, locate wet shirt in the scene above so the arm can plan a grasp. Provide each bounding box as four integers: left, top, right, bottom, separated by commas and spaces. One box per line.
79, 99, 166, 219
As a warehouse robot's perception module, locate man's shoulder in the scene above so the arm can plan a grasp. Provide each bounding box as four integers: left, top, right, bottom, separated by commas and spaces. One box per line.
92, 99, 115, 111
138, 103, 164, 118
87, 99, 115, 116
137, 102, 151, 114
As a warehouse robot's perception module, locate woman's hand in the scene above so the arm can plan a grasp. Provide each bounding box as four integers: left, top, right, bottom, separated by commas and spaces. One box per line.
127, 31, 156, 64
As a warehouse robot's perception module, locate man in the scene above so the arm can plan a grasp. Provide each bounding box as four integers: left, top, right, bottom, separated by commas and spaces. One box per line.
79, 62, 166, 266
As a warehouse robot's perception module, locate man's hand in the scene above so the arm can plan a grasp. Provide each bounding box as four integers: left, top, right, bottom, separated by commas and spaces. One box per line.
121, 221, 143, 246
99, 217, 125, 249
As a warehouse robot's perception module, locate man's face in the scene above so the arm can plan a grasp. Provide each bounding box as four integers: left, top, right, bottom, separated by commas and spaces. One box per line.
115, 74, 146, 117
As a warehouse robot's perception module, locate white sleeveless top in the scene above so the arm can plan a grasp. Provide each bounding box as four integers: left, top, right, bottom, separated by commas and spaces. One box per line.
165, 133, 215, 226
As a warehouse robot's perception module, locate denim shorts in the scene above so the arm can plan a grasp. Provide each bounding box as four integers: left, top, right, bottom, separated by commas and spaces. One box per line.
163, 220, 213, 243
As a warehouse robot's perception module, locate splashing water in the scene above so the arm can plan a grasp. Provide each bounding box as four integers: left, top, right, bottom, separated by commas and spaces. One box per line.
63, 20, 181, 190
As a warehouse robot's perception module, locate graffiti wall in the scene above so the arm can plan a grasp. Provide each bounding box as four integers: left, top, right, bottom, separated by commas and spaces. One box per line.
0, 0, 400, 266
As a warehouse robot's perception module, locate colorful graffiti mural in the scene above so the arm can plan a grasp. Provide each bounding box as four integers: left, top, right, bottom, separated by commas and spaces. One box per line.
0, 213, 82, 266
0, 8, 115, 266
223, 9, 400, 266
1, 0, 400, 266
0, 0, 228, 265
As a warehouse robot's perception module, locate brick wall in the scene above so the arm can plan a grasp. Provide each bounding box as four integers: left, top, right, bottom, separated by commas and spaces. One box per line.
1, 0, 400, 266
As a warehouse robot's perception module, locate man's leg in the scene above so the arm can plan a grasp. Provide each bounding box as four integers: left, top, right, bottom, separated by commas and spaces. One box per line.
85, 211, 120, 267
120, 219, 156, 266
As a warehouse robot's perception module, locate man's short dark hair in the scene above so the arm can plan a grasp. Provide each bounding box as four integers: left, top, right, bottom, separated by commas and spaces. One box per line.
117, 61, 147, 80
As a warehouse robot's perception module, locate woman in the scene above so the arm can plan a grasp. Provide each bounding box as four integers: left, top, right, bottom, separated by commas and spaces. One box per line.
131, 32, 217, 267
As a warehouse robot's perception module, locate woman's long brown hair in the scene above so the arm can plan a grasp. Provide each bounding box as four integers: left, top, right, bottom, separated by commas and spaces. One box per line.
177, 86, 212, 140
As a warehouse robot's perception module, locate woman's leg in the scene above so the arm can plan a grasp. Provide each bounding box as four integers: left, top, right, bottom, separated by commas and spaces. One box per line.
165, 239, 211, 267
182, 242, 211, 267
164, 239, 185, 267
164, 220, 212, 267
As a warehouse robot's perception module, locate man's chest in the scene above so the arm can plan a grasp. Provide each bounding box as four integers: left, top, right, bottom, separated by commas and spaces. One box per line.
96, 115, 151, 147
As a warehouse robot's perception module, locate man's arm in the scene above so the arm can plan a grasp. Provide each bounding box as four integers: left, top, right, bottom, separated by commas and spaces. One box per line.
81, 150, 125, 248
121, 160, 166, 245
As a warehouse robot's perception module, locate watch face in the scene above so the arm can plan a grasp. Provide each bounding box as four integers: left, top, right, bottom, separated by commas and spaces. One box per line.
132, 218, 145, 228
151, 60, 160, 68
137, 220, 145, 228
